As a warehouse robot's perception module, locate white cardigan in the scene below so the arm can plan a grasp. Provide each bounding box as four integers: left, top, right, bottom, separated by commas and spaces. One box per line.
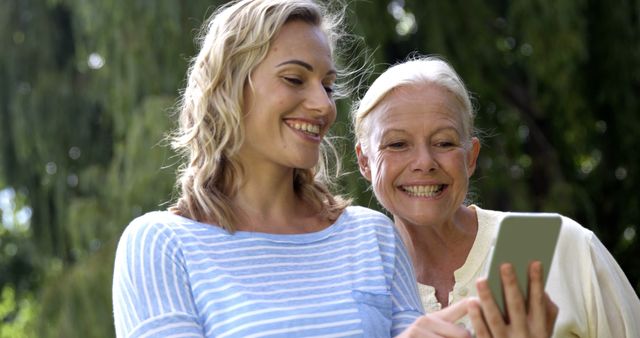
417, 205, 640, 338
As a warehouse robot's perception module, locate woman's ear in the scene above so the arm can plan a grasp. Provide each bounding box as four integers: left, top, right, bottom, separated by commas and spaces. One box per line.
467, 137, 481, 177
355, 143, 372, 181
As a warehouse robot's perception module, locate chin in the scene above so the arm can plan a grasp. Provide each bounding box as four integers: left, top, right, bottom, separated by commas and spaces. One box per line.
392, 206, 438, 225
293, 159, 320, 171
298, 153, 321, 169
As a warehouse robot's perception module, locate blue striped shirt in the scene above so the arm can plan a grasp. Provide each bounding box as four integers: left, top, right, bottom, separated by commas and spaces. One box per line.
112, 206, 423, 337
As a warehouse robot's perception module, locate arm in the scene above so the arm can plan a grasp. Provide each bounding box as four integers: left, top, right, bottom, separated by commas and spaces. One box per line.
388, 226, 425, 336
112, 218, 204, 338
586, 233, 640, 337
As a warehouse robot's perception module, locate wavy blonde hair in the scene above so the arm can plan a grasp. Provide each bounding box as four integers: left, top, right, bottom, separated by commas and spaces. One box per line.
170, 0, 350, 232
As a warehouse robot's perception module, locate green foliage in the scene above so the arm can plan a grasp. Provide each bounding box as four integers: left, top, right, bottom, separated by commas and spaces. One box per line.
37, 241, 115, 337
0, 286, 38, 338
0, 0, 639, 336
1, 0, 220, 336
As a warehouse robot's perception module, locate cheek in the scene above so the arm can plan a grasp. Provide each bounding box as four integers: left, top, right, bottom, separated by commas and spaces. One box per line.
455, 152, 473, 176
328, 104, 337, 126
445, 152, 472, 186
370, 154, 397, 205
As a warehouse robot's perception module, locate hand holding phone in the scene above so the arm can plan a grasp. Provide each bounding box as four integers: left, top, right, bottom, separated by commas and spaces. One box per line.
485, 213, 562, 315
470, 261, 559, 337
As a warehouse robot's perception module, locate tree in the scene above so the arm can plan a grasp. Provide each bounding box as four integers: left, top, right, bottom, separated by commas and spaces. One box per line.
1, 0, 221, 335
0, 0, 638, 336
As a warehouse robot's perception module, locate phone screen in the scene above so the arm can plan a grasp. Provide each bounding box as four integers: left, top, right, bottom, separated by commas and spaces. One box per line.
486, 213, 562, 315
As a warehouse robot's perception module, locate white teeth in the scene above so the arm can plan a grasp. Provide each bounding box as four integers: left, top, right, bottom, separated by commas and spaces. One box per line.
290, 122, 320, 135
403, 185, 443, 197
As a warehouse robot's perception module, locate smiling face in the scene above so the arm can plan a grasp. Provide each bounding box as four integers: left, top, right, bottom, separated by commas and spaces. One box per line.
357, 84, 480, 228
238, 20, 337, 172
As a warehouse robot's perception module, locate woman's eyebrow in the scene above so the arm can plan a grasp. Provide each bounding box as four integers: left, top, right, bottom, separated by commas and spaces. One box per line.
277, 59, 313, 70
276, 59, 337, 76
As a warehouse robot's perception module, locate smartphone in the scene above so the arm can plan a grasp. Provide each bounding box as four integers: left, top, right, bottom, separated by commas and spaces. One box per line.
486, 213, 562, 315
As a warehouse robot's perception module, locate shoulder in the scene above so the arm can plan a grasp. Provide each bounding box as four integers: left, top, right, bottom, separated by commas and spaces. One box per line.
558, 214, 593, 239
474, 205, 592, 238
123, 210, 225, 239
120, 211, 178, 242
339, 205, 394, 225
338, 206, 402, 249
338, 206, 395, 235
471, 205, 506, 234
473, 206, 598, 255
114, 212, 178, 263
117, 210, 216, 255
540, 214, 594, 256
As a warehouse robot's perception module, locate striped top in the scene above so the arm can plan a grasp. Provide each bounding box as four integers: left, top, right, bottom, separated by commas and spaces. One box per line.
112, 206, 423, 338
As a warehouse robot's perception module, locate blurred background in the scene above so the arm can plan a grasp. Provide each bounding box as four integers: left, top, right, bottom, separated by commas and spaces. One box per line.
1, 0, 639, 336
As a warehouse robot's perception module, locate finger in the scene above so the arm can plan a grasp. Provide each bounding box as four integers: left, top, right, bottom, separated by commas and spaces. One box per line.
476, 276, 506, 337
412, 314, 472, 338
544, 292, 559, 334
501, 263, 527, 330
432, 298, 469, 323
527, 261, 547, 334
467, 298, 491, 338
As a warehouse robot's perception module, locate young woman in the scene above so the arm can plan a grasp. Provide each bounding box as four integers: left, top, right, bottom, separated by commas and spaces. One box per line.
352, 56, 640, 337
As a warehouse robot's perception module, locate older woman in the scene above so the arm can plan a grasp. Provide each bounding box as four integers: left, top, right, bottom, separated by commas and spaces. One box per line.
352, 56, 640, 337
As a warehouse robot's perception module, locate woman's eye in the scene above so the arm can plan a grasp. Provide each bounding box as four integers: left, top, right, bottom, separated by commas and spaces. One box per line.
284, 77, 303, 85
323, 85, 335, 95
435, 141, 455, 148
386, 142, 407, 149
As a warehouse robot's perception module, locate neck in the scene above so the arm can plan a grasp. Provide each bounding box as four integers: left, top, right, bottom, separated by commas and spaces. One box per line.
395, 206, 478, 286
231, 160, 325, 234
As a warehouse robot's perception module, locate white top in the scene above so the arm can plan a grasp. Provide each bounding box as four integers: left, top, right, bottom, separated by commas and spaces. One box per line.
417, 205, 640, 338
112, 206, 423, 338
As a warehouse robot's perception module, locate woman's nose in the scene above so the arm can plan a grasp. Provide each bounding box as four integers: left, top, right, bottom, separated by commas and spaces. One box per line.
305, 82, 334, 116
410, 146, 438, 172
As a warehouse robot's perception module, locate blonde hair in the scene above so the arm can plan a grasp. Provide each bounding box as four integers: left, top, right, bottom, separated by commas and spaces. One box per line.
170, 0, 350, 232
352, 56, 476, 152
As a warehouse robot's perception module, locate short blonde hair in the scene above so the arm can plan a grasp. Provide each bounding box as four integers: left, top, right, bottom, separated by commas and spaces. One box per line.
352, 56, 476, 152
170, 0, 350, 232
